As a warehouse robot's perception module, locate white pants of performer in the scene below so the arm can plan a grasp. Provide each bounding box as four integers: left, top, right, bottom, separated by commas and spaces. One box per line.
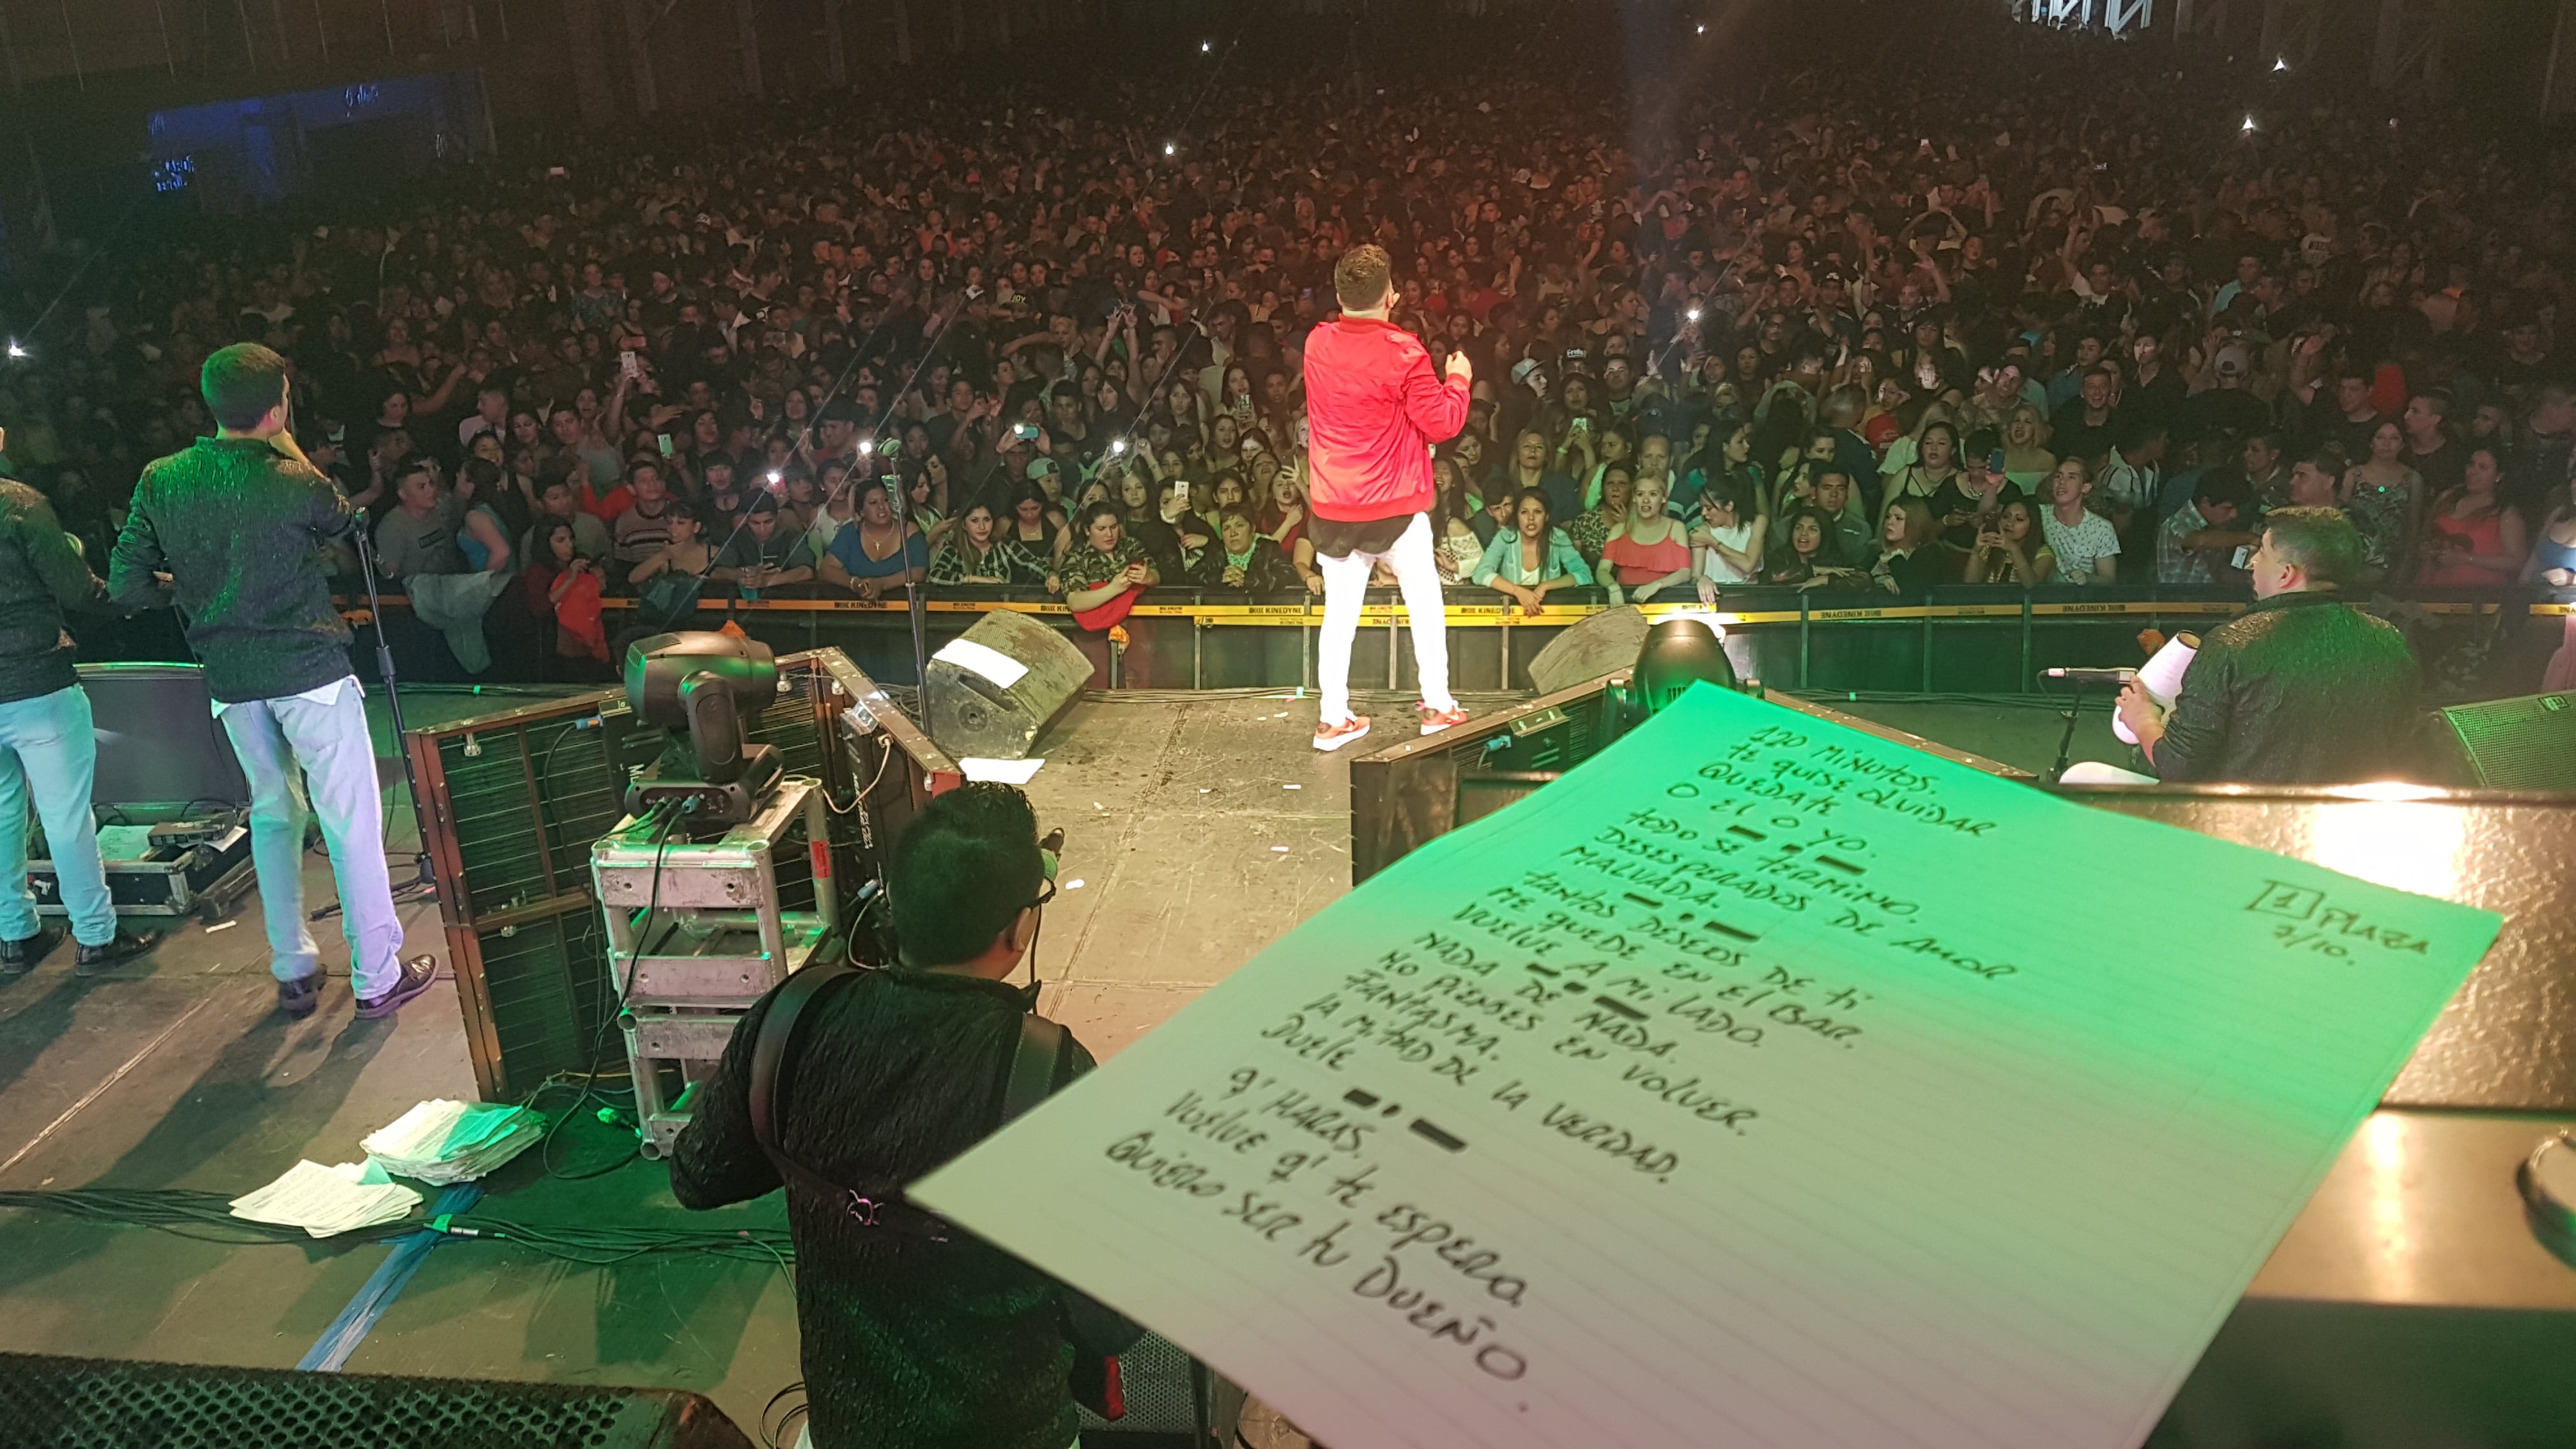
1315, 513, 1455, 728
218, 677, 406, 997
2058, 761, 2158, 785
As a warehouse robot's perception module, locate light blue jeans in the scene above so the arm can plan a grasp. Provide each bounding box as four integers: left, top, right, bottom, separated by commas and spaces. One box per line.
0, 684, 116, 947
219, 681, 404, 997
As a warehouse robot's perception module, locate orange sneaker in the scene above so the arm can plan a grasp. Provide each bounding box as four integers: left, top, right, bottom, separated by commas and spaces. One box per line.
1313, 715, 1373, 751
1418, 705, 1470, 735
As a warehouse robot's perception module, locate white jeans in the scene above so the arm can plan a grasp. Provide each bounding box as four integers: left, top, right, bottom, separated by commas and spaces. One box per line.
2058, 761, 2159, 785
1316, 512, 1455, 726
218, 680, 405, 997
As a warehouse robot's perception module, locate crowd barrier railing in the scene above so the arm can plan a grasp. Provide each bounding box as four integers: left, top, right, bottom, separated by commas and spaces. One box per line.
328, 582, 2570, 697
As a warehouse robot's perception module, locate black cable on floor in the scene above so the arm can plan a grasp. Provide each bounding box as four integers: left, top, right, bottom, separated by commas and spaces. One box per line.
0, 1187, 795, 1273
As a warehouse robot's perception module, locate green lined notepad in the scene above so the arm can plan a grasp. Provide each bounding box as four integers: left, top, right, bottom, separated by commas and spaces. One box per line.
917, 683, 2500, 1449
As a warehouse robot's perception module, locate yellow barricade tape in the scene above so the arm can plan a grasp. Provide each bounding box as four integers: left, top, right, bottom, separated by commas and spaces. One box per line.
360, 594, 2561, 627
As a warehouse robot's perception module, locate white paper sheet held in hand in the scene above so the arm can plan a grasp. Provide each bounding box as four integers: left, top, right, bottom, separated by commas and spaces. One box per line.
914, 684, 2500, 1449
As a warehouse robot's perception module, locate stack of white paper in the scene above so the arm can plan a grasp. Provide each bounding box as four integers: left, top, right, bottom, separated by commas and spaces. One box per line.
361, 1099, 544, 1184
229, 1160, 422, 1238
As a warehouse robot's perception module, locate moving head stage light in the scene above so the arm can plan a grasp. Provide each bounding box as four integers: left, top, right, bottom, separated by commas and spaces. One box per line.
1630, 617, 1739, 716
624, 632, 784, 824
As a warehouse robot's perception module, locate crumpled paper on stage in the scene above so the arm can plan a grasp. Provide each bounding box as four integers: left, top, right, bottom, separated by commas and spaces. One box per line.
229, 1159, 421, 1238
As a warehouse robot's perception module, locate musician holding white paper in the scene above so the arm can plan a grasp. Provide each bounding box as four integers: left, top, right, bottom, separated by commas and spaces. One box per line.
914, 683, 2498, 1449
2117, 504, 2420, 785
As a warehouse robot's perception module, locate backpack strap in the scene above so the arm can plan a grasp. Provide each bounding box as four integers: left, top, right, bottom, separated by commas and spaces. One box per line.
748, 961, 858, 1158
1002, 1013, 1070, 1124
748, 964, 1061, 1238
747, 962, 949, 1233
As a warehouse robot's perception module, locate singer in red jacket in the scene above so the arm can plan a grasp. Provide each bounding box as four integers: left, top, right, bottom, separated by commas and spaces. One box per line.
1302, 245, 1473, 750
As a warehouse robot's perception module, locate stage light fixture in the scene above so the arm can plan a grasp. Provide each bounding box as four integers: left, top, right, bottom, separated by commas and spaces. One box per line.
1632, 617, 1736, 717
624, 631, 783, 822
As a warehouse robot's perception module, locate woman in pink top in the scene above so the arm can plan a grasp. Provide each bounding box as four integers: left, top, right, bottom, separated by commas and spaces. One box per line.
2416, 446, 2529, 590
1597, 473, 1694, 605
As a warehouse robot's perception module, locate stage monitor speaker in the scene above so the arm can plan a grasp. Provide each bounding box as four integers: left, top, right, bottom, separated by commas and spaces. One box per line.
924, 610, 1091, 760
2435, 691, 2576, 790
1526, 604, 1648, 696
79, 662, 250, 809
0, 1351, 753, 1448
1077, 1330, 1211, 1444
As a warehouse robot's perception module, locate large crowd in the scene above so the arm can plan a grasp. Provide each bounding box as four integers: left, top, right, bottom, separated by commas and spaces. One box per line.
4, 2, 2575, 684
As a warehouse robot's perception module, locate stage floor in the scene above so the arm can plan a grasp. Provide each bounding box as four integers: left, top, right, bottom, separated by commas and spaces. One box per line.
0, 681, 2138, 1439
8, 675, 2552, 1446
0, 689, 1356, 1434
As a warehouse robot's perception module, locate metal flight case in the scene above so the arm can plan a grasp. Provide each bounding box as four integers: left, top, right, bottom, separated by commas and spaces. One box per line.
594, 778, 838, 1158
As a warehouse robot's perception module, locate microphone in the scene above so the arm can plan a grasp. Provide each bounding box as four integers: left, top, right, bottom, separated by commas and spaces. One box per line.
2041, 667, 2137, 686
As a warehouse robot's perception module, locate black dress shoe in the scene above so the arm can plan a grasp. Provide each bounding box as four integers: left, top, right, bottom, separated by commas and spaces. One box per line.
278, 972, 325, 1018
355, 955, 440, 1020
75, 928, 163, 977
0, 928, 59, 978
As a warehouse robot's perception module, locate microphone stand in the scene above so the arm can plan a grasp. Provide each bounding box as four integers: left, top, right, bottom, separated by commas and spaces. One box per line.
321, 516, 436, 916
2039, 673, 2119, 788
884, 464, 930, 694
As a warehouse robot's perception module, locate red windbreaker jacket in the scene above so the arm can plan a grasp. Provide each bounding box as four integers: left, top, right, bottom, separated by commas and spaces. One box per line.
1300, 317, 1471, 523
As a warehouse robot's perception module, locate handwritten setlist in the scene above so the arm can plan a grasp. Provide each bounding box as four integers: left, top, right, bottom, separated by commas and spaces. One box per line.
913, 684, 2501, 1449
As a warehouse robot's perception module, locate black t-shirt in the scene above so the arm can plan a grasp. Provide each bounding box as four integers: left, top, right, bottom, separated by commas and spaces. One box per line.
2048, 401, 2120, 464
2122, 369, 2188, 436
2490, 349, 2556, 397
1307, 512, 1415, 560
2410, 440, 2466, 501
2324, 409, 2388, 464
2184, 388, 2271, 450
1050, 425, 1105, 476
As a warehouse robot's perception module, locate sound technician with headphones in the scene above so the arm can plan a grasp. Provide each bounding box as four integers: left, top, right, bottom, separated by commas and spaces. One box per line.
671, 782, 1137, 1449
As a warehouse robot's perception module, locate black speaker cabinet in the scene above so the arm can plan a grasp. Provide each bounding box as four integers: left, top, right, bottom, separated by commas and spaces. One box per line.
923, 610, 1093, 759
80, 662, 250, 808
2436, 691, 2576, 790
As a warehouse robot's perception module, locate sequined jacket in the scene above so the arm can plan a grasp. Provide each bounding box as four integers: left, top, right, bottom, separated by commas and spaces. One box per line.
109, 437, 358, 703
2152, 590, 2422, 785
0, 477, 109, 706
